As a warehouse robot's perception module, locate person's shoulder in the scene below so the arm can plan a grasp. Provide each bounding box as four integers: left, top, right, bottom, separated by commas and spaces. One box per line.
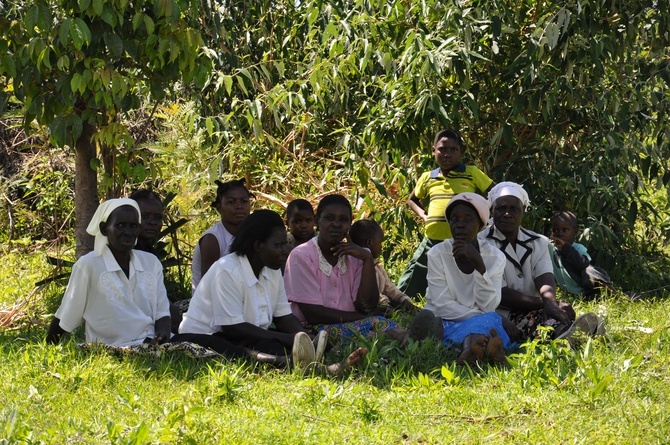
428, 239, 451, 257
463, 164, 486, 173
216, 252, 244, 271
291, 238, 317, 256
478, 226, 499, 242
572, 242, 588, 252
479, 238, 506, 260
414, 170, 433, 186
71, 250, 98, 271
133, 249, 159, 260
519, 227, 550, 249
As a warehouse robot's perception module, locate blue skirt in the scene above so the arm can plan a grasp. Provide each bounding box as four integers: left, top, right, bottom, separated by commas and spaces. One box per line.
442, 312, 513, 349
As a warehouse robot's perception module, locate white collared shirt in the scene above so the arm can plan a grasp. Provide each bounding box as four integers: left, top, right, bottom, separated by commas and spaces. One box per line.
180, 253, 292, 335
479, 225, 554, 298
425, 239, 506, 321
55, 247, 170, 346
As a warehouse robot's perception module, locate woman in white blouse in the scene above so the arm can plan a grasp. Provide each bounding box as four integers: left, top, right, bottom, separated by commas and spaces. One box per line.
414, 193, 511, 366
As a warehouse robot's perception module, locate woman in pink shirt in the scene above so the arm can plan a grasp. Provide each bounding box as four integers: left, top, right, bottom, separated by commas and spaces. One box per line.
284, 194, 405, 344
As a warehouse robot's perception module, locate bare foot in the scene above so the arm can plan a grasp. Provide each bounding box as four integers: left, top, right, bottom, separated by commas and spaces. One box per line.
456, 335, 487, 365
326, 347, 368, 376
486, 328, 508, 366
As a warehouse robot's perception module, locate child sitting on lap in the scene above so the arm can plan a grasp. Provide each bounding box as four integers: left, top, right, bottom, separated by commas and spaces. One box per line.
549, 211, 613, 299
349, 219, 420, 315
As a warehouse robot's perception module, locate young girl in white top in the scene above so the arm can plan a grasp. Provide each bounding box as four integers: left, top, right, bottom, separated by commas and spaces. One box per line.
191, 178, 252, 293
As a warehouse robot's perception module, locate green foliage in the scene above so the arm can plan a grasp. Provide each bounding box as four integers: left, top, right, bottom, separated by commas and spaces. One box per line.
2, 0, 669, 286
190, 0, 669, 280
0, 0, 209, 146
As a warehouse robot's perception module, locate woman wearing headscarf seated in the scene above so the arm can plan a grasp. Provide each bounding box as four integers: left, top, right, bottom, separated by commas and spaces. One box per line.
479, 182, 599, 344
410, 193, 510, 366
46, 199, 171, 346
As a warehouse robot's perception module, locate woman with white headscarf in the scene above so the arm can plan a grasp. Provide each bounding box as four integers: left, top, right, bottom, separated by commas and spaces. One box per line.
46, 199, 172, 346
480, 182, 598, 343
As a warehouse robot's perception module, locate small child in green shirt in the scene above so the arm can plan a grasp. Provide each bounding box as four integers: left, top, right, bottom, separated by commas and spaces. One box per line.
549, 211, 612, 299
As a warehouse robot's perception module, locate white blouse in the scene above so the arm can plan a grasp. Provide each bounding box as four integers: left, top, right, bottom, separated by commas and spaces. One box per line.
424, 238, 506, 321
180, 253, 292, 335
55, 247, 170, 346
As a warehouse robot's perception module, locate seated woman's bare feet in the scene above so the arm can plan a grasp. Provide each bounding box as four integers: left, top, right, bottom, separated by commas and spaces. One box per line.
486, 328, 507, 366
326, 347, 368, 376
456, 334, 488, 365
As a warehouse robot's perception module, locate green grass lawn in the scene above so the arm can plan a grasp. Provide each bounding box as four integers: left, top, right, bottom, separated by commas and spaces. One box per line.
2, 245, 670, 444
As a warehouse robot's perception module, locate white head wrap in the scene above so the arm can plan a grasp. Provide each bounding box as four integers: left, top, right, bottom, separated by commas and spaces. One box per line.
487, 181, 530, 211
86, 198, 141, 257
445, 192, 490, 228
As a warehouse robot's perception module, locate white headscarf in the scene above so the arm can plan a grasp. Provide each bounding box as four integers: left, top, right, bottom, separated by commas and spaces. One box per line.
487, 181, 530, 211
86, 198, 141, 257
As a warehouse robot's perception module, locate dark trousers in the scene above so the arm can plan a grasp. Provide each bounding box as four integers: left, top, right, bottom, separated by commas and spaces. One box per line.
170, 333, 288, 358
397, 237, 440, 300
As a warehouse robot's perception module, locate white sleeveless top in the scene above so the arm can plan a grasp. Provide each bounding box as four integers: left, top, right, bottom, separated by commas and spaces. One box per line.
191, 222, 234, 294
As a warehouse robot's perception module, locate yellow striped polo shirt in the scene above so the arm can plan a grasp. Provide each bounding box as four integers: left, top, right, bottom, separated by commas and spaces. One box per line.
414, 165, 493, 240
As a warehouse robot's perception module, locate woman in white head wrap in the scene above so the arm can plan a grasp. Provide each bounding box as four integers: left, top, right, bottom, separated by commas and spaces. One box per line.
479, 182, 595, 342
46, 199, 172, 346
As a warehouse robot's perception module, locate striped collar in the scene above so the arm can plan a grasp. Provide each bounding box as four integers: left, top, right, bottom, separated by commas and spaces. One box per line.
484, 225, 541, 272
429, 164, 466, 178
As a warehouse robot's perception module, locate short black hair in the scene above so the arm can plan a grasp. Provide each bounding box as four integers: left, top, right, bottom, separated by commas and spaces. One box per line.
230, 210, 285, 257
551, 211, 578, 228
433, 129, 464, 149
315, 194, 352, 222
285, 199, 314, 219
129, 189, 162, 204
349, 219, 383, 247
212, 178, 253, 208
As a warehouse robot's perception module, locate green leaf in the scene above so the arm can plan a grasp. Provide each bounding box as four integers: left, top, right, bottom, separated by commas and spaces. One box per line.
132, 12, 143, 31
307, 7, 319, 27
36, 3, 52, 31
67, 113, 83, 142
104, 33, 124, 58
101, 10, 116, 27
371, 177, 387, 197
70, 72, 81, 93
58, 19, 71, 46
1, 55, 17, 78
222, 75, 233, 95
143, 15, 155, 35
25, 6, 38, 35
70, 21, 84, 49
37, 47, 51, 69
78, 0, 91, 13
92, 0, 104, 16
56, 55, 70, 70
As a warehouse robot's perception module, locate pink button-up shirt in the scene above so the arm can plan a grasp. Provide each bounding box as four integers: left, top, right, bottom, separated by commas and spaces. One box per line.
284, 238, 363, 322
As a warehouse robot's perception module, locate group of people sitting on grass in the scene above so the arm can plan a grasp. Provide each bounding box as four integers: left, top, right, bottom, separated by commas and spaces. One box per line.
46, 129, 610, 371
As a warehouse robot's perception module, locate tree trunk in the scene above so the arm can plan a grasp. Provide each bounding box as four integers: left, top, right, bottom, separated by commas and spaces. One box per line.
74, 122, 98, 258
